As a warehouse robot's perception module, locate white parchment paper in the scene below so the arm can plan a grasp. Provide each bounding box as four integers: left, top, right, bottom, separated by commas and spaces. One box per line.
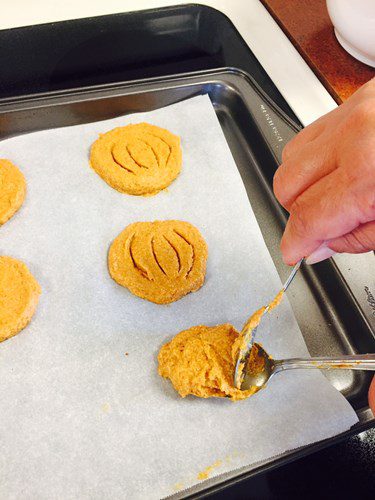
0, 95, 358, 499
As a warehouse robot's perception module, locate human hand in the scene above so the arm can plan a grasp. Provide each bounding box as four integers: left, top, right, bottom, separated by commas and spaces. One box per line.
274, 79, 375, 414
273, 78, 375, 265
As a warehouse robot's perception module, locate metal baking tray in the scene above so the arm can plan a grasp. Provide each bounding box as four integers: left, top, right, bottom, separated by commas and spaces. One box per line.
0, 68, 374, 497
0, 4, 298, 123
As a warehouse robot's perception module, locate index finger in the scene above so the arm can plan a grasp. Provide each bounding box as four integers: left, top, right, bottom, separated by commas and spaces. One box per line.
281, 167, 375, 264
274, 141, 336, 211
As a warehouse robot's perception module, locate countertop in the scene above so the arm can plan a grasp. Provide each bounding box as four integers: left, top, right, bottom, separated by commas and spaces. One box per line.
260, 0, 375, 103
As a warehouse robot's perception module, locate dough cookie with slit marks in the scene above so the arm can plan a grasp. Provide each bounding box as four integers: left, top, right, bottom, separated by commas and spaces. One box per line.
90, 123, 182, 196
108, 220, 208, 304
0, 256, 41, 342
0, 159, 26, 225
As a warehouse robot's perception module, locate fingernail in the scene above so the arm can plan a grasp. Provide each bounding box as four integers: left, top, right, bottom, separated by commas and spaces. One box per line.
305, 244, 336, 265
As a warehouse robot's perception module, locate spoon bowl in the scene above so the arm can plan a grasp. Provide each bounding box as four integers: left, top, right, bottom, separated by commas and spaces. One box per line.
242, 344, 277, 391
234, 258, 304, 389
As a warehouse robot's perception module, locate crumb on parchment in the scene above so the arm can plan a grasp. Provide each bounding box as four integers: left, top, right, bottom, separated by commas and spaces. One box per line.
197, 460, 223, 480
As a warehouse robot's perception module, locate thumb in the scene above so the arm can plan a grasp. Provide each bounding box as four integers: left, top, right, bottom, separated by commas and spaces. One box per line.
327, 220, 375, 254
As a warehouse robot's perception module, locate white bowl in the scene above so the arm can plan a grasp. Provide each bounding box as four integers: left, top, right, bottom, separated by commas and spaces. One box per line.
327, 0, 375, 67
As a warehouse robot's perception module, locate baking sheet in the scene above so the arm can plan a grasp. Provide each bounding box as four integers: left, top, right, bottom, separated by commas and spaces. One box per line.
0, 95, 358, 499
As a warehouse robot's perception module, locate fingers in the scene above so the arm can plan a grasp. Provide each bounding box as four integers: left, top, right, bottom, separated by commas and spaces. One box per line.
274, 141, 336, 210
306, 221, 375, 264
369, 376, 375, 417
281, 117, 326, 162
305, 243, 336, 265
280, 167, 375, 264
328, 220, 375, 254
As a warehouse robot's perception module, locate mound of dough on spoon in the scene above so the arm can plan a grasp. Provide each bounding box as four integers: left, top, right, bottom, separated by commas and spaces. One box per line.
158, 323, 263, 401
158, 294, 283, 401
158, 261, 303, 400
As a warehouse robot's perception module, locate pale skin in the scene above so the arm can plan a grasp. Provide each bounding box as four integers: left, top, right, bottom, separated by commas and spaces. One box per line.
273, 78, 375, 414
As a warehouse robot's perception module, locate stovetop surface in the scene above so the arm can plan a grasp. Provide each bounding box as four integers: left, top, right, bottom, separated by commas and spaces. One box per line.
210, 428, 375, 498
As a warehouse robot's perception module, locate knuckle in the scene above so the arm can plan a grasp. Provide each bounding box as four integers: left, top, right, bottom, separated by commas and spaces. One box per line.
273, 167, 283, 197
281, 140, 295, 162
350, 100, 375, 128
273, 165, 290, 208
288, 198, 310, 238
358, 78, 375, 100
357, 226, 375, 250
341, 227, 374, 253
363, 189, 375, 220
351, 179, 375, 222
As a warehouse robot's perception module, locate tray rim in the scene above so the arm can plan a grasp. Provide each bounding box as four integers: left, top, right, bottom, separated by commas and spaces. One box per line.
0, 65, 299, 132
0, 67, 373, 497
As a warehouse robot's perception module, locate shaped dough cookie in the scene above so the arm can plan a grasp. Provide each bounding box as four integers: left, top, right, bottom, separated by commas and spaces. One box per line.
108, 220, 208, 304
90, 123, 182, 195
0, 159, 26, 225
0, 256, 41, 342
158, 324, 261, 401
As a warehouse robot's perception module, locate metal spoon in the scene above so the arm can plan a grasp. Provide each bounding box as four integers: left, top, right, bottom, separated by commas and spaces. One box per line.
234, 258, 303, 388
241, 343, 375, 392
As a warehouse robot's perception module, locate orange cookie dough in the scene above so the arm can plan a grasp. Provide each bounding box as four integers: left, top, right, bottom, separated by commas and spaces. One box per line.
268, 289, 284, 312
90, 123, 182, 195
233, 290, 285, 386
0, 256, 41, 342
108, 220, 208, 304
232, 306, 267, 386
158, 323, 261, 401
0, 159, 26, 225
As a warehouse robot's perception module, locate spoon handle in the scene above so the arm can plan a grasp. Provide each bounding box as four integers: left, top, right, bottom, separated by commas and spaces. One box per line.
276, 354, 375, 372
